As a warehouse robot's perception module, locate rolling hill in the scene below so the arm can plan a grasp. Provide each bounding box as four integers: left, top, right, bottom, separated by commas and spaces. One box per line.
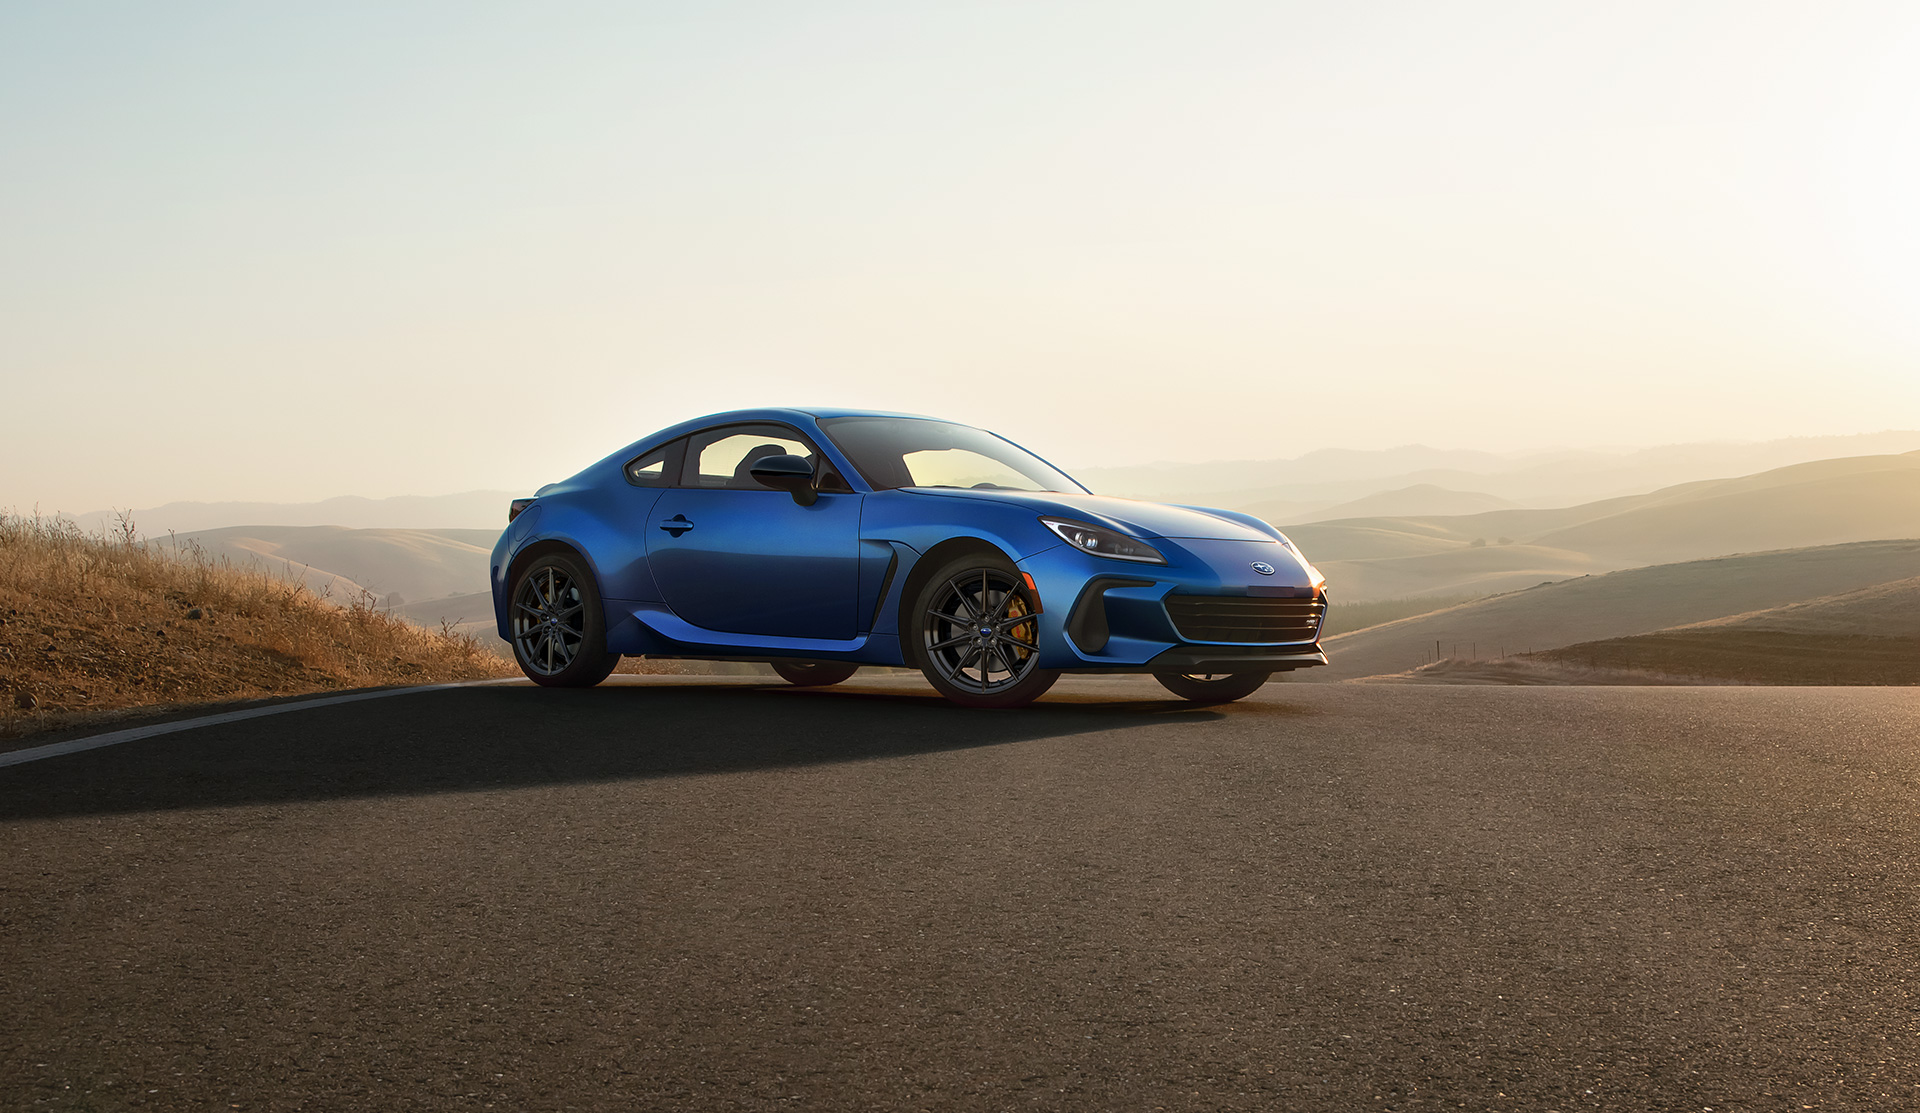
1271, 484, 1518, 524
173, 526, 496, 606
1305, 539, 1920, 681
1316, 544, 1610, 602
1685, 575, 1920, 638
79, 449, 1916, 666
70, 491, 519, 536
1075, 431, 1920, 508
1529, 453, 1920, 563
1518, 577, 1920, 686
1277, 451, 1920, 601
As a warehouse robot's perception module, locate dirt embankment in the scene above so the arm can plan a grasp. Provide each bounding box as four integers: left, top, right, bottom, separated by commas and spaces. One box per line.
1541, 629, 1920, 686
1373, 630, 1920, 687
0, 513, 510, 739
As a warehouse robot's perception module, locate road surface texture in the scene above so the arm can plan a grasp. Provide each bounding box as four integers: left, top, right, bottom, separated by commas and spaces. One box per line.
3, 676, 1918, 1111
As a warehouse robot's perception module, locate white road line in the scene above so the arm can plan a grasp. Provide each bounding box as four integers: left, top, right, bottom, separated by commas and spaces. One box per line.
0, 680, 525, 769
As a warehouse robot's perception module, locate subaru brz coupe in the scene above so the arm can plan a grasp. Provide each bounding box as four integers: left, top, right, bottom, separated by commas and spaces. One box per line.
492, 409, 1328, 707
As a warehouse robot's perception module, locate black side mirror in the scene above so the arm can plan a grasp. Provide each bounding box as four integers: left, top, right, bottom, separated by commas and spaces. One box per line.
749, 454, 818, 506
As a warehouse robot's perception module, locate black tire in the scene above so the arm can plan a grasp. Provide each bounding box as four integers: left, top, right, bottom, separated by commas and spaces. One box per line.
911, 553, 1059, 708
508, 551, 620, 688
770, 660, 859, 687
1154, 671, 1271, 704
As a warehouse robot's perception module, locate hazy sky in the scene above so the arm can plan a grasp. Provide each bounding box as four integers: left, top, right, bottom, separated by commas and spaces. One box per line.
5, 0, 1918, 511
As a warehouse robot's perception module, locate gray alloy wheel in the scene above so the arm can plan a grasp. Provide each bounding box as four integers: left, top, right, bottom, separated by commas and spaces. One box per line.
770, 659, 859, 687
1153, 670, 1271, 704
913, 556, 1059, 708
509, 552, 619, 688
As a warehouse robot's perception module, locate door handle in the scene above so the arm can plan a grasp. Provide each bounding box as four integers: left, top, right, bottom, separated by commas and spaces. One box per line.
657, 514, 694, 537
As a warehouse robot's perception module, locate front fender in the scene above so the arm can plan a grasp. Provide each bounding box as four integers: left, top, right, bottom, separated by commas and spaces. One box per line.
857, 489, 1064, 563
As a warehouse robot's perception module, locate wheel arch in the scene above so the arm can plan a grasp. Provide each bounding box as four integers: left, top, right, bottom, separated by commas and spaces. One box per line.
893, 536, 1016, 667
498, 538, 600, 634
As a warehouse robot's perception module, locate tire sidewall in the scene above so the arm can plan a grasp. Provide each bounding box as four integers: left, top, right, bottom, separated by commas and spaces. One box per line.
770, 660, 859, 687
511, 551, 618, 688
1154, 670, 1271, 703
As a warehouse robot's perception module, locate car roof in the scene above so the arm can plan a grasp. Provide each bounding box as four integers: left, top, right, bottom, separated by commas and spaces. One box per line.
575, 408, 955, 486
630, 407, 953, 444
687, 406, 940, 424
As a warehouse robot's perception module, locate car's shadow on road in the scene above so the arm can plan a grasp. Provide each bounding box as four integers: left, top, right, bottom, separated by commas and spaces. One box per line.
0, 679, 1274, 820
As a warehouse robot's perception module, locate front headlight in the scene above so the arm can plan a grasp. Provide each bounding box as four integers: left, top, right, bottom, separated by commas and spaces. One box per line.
1040, 517, 1166, 563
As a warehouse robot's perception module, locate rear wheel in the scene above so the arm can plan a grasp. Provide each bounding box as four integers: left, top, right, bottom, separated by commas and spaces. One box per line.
509, 552, 619, 688
1154, 671, 1270, 704
770, 660, 859, 687
912, 554, 1059, 708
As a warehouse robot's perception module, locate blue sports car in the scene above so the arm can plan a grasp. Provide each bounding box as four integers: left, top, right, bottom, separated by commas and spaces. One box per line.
491, 409, 1327, 707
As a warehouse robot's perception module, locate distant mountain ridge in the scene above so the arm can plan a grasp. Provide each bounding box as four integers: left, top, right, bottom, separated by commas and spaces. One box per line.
68, 491, 520, 536
1289, 484, 1518, 523
1074, 430, 1920, 513
55, 431, 1920, 538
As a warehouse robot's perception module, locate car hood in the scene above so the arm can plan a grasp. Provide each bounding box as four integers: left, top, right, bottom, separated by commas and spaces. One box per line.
906, 489, 1276, 542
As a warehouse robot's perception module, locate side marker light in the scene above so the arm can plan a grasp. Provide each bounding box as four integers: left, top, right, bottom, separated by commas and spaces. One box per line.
1022, 572, 1042, 611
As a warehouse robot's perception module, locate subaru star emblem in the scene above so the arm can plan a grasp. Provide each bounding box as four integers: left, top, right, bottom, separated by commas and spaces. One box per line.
1251, 561, 1276, 576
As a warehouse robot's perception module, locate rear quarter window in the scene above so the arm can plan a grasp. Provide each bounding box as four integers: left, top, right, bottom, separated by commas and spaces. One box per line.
624, 439, 684, 487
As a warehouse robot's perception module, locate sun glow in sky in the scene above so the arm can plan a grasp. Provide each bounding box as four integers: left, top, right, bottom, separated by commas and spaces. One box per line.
3, 0, 1918, 511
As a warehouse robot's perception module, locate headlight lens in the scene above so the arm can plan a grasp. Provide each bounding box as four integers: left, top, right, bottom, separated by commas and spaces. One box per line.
1040, 517, 1166, 563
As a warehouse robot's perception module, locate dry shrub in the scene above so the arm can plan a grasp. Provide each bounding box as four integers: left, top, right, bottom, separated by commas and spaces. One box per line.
0, 511, 511, 738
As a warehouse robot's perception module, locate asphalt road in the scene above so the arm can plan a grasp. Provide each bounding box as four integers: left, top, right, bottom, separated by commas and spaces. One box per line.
3, 676, 1918, 1111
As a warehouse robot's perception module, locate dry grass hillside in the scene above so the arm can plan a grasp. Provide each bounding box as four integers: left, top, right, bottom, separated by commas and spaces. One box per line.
1687, 575, 1920, 638
1307, 538, 1920, 681
1520, 577, 1920, 686
397, 590, 502, 653
0, 514, 509, 740
1534, 630, 1920, 686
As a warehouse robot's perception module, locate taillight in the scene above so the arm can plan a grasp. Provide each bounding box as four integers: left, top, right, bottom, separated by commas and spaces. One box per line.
508, 498, 535, 522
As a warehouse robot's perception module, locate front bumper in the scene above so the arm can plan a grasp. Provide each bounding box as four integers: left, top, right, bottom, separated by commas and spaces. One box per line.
1142, 644, 1329, 674
1018, 537, 1329, 673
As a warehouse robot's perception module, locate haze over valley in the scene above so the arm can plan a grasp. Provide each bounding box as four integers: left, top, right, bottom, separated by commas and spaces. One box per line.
60, 433, 1920, 679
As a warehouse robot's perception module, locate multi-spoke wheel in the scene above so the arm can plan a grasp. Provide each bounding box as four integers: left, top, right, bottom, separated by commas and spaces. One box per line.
509, 552, 619, 688
1154, 671, 1271, 704
770, 659, 859, 687
912, 554, 1059, 708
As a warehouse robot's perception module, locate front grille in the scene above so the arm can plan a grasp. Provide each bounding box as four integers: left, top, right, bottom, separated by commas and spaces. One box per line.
1165, 595, 1325, 644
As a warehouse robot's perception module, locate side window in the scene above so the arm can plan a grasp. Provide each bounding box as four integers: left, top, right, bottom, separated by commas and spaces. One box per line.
624, 439, 683, 487
681, 424, 819, 489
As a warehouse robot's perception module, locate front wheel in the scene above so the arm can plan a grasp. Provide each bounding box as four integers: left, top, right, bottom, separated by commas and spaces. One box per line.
912, 555, 1059, 708
509, 552, 619, 688
1154, 671, 1270, 704
770, 660, 859, 687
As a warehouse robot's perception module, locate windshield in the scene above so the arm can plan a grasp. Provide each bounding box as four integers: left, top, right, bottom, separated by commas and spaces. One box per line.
818, 417, 1087, 493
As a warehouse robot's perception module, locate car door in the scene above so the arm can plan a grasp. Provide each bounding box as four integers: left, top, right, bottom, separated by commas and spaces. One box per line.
645, 422, 862, 640
593, 437, 685, 604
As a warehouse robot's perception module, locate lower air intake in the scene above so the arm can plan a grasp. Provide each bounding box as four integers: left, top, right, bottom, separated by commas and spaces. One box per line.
1165, 595, 1325, 644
